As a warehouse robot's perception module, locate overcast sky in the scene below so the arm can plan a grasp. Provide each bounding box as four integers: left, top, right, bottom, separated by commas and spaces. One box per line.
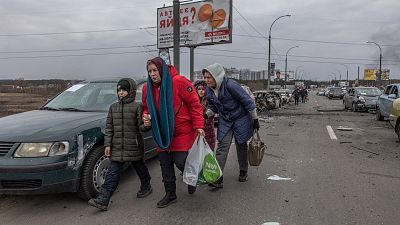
0, 0, 399, 81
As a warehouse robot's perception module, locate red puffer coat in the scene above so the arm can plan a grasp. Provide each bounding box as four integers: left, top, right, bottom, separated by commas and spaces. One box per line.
142, 65, 204, 151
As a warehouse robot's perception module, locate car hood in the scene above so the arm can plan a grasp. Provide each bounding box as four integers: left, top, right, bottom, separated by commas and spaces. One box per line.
0, 110, 106, 142
361, 95, 379, 101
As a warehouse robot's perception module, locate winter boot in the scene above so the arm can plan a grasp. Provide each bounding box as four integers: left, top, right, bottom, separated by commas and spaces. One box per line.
88, 189, 111, 211
157, 192, 177, 208
137, 185, 153, 198
188, 185, 196, 195
238, 170, 248, 182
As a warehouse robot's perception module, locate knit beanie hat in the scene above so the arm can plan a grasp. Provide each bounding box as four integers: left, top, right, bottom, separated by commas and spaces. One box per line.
117, 79, 130, 93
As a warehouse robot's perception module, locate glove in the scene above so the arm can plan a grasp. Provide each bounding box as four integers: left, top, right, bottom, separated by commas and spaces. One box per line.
253, 119, 260, 130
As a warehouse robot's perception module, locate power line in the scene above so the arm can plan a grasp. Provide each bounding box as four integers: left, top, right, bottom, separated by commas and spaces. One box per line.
233, 6, 283, 60
187, 51, 399, 66
0, 44, 157, 54
0, 27, 156, 37
0, 50, 158, 60
197, 48, 400, 63
233, 33, 400, 47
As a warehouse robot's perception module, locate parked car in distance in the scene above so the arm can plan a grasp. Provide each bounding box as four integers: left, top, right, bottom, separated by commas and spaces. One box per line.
317, 89, 325, 96
343, 87, 382, 112
324, 87, 334, 96
376, 83, 400, 121
275, 90, 291, 105
389, 98, 400, 141
0, 78, 157, 200
328, 87, 344, 99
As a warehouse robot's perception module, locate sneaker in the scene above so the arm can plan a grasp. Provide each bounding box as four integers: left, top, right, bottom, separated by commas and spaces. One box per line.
188, 185, 196, 195
238, 170, 248, 182
208, 176, 223, 189
157, 192, 177, 208
136, 186, 153, 198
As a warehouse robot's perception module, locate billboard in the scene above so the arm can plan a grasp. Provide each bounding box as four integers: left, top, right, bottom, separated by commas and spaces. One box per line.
157, 0, 232, 48
364, 69, 390, 81
364, 69, 375, 80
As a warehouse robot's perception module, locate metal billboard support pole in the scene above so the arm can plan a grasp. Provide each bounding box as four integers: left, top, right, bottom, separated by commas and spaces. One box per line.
173, 0, 180, 72
190, 47, 195, 81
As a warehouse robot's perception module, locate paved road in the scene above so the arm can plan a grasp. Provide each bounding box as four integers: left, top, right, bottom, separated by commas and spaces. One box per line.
1, 93, 399, 225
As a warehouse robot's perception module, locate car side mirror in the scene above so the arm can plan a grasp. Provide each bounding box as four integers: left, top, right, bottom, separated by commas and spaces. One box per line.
388, 94, 397, 99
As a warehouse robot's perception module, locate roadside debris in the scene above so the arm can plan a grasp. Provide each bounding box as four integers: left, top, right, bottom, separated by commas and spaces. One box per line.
288, 121, 296, 127
350, 145, 380, 156
340, 141, 353, 144
267, 175, 291, 181
254, 91, 282, 112
337, 126, 353, 131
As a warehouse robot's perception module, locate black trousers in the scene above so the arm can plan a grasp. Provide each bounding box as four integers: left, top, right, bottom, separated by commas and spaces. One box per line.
102, 160, 151, 193
158, 151, 188, 193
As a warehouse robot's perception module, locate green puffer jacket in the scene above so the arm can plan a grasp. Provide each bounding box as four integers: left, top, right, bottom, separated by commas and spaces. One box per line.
104, 78, 145, 162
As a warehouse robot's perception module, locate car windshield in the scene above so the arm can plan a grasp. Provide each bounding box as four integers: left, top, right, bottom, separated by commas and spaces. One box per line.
356, 88, 382, 96
43, 82, 118, 112
330, 88, 342, 93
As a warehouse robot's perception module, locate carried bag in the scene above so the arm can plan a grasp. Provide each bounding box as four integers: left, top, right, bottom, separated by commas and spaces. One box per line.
200, 145, 222, 184
248, 130, 266, 166
183, 136, 222, 186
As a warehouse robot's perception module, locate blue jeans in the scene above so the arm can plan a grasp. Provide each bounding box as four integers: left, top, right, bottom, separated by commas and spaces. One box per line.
102, 160, 151, 193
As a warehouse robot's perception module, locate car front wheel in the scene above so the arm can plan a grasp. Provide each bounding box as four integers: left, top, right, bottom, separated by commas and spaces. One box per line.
77, 145, 110, 200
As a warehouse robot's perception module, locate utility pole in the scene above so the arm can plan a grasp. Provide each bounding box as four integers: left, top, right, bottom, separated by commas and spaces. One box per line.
357, 66, 360, 86
173, 0, 180, 72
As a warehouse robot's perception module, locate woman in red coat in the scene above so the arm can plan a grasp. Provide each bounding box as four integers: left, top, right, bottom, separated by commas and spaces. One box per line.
194, 80, 216, 150
141, 57, 204, 208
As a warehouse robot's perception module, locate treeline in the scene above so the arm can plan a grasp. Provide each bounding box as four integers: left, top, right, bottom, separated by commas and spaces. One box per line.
0, 79, 82, 95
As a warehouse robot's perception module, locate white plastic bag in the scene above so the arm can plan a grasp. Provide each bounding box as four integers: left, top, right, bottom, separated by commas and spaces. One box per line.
183, 136, 206, 186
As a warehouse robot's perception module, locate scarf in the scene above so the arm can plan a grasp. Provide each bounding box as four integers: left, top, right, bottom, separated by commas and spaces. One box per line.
146, 60, 175, 149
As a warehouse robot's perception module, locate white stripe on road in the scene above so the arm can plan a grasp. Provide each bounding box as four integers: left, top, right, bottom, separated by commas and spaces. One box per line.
326, 125, 338, 140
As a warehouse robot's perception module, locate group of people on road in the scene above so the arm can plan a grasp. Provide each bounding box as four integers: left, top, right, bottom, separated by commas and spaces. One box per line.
88, 57, 259, 211
292, 86, 308, 105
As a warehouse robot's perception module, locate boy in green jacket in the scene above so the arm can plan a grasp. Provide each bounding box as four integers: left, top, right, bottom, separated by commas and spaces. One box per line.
88, 78, 152, 211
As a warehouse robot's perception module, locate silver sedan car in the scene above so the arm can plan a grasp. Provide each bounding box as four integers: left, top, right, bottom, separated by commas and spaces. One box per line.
343, 87, 382, 112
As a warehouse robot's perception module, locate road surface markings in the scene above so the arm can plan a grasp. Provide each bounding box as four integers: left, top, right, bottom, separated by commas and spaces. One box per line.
267, 175, 291, 181
326, 125, 338, 140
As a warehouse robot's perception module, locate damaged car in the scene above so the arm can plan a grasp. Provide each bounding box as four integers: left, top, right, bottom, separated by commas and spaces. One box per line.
343, 87, 381, 112
0, 78, 157, 200
254, 91, 282, 112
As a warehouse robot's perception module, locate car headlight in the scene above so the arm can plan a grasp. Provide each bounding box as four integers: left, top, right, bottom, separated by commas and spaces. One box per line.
359, 96, 365, 102
14, 142, 69, 158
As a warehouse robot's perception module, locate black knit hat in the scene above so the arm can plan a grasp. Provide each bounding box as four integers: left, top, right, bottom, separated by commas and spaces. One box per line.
117, 79, 130, 93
